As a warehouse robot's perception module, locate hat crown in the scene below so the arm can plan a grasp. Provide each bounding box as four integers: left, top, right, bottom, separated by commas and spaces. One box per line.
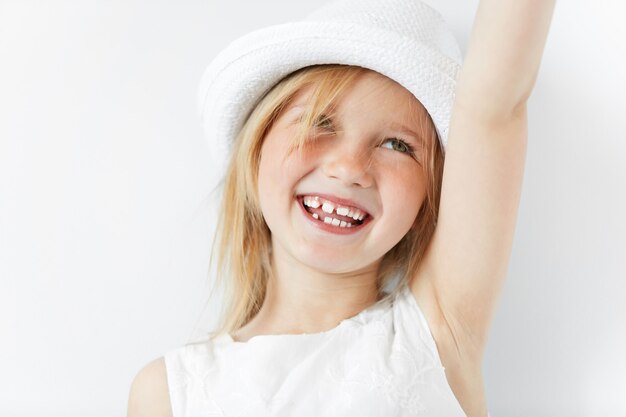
304, 0, 462, 63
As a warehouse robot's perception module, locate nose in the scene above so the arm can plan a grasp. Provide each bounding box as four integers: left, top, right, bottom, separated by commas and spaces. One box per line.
321, 144, 374, 188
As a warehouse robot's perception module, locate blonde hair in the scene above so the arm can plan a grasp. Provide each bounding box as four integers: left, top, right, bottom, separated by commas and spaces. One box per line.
208, 64, 444, 340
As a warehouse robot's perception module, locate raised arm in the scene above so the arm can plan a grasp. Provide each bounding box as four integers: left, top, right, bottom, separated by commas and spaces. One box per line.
455, 0, 557, 116
411, 0, 556, 353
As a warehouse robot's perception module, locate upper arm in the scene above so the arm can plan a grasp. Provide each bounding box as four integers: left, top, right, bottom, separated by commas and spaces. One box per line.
127, 357, 173, 417
413, 107, 528, 353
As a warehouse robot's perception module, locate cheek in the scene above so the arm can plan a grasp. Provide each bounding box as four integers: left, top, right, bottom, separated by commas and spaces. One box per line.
257, 142, 284, 221
256, 134, 308, 221
382, 167, 428, 229
258, 135, 317, 188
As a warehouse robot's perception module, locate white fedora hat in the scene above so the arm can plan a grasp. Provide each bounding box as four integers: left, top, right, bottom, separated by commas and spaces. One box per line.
198, 0, 462, 176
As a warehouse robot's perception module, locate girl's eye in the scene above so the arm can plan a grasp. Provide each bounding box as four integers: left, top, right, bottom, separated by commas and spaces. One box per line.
313, 114, 333, 130
381, 138, 414, 155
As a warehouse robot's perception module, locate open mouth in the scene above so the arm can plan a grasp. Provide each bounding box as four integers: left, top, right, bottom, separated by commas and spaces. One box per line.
297, 195, 370, 229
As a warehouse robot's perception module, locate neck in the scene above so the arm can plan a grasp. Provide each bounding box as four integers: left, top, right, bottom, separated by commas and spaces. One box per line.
232, 243, 381, 341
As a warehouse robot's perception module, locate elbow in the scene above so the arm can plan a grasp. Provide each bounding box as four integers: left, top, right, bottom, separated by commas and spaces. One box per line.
454, 66, 537, 122
453, 93, 528, 126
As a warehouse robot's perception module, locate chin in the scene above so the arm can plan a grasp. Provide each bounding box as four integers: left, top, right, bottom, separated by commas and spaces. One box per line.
293, 246, 381, 276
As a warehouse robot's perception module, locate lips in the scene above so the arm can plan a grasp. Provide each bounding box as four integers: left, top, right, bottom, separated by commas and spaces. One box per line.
296, 194, 371, 229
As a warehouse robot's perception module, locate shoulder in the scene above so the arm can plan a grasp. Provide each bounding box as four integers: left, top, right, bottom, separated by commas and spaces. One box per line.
127, 357, 172, 417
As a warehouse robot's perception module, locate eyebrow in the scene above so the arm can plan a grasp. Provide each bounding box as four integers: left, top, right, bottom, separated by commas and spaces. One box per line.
287, 90, 314, 109
283, 100, 310, 116
387, 122, 421, 141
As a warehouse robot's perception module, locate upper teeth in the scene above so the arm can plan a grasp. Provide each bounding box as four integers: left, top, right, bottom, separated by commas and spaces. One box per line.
303, 196, 366, 221
305, 196, 321, 208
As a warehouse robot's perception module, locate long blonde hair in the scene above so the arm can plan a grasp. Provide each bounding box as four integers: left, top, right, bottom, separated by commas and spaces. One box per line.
209, 64, 444, 339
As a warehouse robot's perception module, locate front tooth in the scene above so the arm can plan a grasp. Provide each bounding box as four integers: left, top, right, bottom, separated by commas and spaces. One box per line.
324, 217, 332, 224
336, 207, 349, 216
331, 218, 340, 226
322, 201, 335, 214
309, 197, 321, 208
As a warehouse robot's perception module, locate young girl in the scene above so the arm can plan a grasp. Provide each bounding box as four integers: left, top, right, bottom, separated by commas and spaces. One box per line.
128, 0, 555, 416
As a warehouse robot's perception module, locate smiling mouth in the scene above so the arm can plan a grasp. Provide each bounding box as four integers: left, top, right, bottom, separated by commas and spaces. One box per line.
297, 195, 370, 228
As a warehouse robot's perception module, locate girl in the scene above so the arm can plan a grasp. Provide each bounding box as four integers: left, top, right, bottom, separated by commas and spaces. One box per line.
128, 0, 555, 416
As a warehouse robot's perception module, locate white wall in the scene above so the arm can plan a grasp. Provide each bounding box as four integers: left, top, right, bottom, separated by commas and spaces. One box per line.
1, 1, 624, 416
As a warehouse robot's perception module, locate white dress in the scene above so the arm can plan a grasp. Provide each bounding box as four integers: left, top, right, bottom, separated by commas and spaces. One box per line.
164, 283, 470, 416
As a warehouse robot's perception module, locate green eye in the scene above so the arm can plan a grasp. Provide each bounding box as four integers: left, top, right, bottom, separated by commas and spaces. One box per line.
314, 114, 333, 129
381, 138, 412, 154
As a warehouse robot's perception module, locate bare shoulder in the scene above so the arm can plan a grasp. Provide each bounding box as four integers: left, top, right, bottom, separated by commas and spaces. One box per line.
127, 357, 173, 417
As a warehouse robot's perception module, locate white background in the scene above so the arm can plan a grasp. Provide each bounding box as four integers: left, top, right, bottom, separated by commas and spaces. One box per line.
1, 1, 625, 416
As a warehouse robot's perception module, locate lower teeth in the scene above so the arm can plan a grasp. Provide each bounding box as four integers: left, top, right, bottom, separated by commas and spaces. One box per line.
320, 215, 352, 228
303, 201, 358, 228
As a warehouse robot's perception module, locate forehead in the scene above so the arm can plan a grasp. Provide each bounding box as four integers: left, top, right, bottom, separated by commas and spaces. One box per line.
286, 70, 426, 126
